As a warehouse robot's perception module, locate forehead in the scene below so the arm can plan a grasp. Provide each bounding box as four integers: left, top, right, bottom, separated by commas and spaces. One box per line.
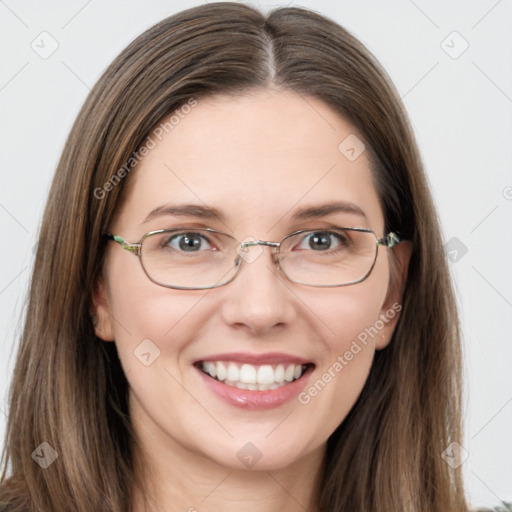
116, 89, 384, 236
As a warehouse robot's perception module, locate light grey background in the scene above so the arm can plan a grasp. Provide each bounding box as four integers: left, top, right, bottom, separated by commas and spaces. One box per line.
1, 0, 511, 507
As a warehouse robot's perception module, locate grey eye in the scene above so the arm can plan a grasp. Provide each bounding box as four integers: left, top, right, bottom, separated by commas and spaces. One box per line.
296, 231, 346, 251
166, 232, 210, 252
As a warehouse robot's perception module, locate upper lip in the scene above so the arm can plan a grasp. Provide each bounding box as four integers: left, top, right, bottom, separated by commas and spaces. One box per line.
194, 352, 313, 366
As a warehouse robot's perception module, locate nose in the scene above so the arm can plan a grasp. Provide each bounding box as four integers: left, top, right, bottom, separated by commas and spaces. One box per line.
218, 244, 296, 336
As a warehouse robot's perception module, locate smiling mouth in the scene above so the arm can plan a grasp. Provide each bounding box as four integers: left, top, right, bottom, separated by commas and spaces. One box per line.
195, 361, 314, 391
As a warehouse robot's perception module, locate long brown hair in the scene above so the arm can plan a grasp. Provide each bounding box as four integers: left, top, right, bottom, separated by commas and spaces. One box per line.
0, 3, 469, 511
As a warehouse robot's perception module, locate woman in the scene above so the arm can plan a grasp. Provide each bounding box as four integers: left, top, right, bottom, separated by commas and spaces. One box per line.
0, 3, 471, 511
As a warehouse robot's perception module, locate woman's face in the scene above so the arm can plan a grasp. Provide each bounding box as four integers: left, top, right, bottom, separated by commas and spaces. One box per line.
95, 88, 410, 472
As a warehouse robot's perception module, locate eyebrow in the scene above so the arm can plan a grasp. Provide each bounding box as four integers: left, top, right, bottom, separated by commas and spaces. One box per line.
141, 200, 367, 225
142, 203, 225, 224
290, 201, 368, 222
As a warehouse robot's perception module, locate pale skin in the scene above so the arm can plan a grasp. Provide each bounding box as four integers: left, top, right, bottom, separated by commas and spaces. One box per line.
93, 88, 412, 512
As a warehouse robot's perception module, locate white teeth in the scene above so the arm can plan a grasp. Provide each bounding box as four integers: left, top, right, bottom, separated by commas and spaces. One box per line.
274, 364, 285, 383
239, 364, 257, 384
226, 363, 239, 382
205, 361, 217, 378
284, 365, 295, 382
216, 362, 227, 381
200, 361, 308, 390
257, 365, 275, 385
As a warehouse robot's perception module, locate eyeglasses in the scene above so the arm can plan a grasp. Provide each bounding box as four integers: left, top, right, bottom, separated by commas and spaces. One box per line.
105, 227, 401, 290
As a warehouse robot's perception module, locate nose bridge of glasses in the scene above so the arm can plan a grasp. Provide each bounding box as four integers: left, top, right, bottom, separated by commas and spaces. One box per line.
235, 239, 281, 269
240, 240, 280, 250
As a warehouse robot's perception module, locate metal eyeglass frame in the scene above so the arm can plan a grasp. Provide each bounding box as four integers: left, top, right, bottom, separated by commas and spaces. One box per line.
105, 227, 402, 290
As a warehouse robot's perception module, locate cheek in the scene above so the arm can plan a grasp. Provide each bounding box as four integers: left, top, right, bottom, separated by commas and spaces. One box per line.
295, 260, 389, 427
104, 252, 206, 373
303, 258, 389, 355
308, 286, 383, 382
105, 272, 210, 439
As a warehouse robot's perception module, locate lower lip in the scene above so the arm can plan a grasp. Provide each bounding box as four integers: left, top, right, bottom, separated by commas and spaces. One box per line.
195, 365, 314, 410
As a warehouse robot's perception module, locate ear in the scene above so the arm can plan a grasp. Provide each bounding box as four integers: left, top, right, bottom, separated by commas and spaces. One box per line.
375, 240, 413, 350
91, 276, 116, 342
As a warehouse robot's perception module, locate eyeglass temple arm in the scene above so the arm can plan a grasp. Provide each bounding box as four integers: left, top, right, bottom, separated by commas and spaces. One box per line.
379, 232, 401, 248
105, 234, 141, 254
